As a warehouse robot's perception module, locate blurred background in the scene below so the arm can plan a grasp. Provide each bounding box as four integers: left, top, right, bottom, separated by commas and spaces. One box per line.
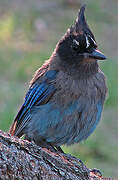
0, 0, 118, 178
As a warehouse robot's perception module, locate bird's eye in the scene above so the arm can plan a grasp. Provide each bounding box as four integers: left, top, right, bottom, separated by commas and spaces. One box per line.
72, 39, 80, 51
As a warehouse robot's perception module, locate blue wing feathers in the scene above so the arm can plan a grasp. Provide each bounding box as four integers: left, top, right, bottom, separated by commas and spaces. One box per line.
36, 85, 56, 105
22, 70, 57, 113
14, 110, 31, 136
12, 70, 58, 136
27, 84, 48, 108
17, 83, 48, 121
24, 84, 39, 105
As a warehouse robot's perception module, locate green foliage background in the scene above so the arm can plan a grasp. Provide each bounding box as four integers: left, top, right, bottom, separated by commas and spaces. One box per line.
0, 0, 118, 178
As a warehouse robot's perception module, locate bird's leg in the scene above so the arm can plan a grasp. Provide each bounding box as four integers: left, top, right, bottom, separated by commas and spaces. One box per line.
39, 141, 57, 152
55, 146, 83, 164
24, 136, 57, 152
64, 153, 83, 165
48, 143, 58, 152
24, 135, 63, 153
55, 146, 64, 153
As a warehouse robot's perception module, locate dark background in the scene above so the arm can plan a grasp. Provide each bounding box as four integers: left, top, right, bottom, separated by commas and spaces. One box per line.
0, 0, 118, 178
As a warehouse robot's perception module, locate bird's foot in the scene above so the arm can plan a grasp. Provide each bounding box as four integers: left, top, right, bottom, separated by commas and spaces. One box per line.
55, 146, 64, 153
43, 142, 57, 152
64, 153, 83, 165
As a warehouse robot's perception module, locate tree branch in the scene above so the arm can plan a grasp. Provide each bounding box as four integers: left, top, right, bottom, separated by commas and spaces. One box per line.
0, 130, 101, 180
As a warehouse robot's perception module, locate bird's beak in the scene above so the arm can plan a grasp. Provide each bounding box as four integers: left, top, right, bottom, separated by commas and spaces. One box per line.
88, 49, 106, 60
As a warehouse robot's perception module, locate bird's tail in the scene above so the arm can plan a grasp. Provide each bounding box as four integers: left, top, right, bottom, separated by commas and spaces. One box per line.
9, 120, 17, 136
9, 105, 25, 137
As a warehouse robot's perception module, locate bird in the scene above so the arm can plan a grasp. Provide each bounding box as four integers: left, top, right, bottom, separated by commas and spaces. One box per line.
9, 5, 107, 153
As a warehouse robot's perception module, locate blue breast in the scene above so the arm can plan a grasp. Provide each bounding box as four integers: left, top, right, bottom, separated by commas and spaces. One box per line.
28, 99, 103, 146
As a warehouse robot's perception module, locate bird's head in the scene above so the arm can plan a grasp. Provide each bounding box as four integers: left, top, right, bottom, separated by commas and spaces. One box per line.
56, 5, 106, 65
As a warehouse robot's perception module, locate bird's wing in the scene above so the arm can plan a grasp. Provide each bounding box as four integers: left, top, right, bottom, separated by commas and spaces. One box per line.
9, 70, 58, 137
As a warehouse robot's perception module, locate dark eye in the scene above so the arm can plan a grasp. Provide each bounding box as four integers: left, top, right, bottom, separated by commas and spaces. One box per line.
72, 39, 80, 51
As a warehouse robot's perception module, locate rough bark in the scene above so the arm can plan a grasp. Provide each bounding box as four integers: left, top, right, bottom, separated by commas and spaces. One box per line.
0, 130, 101, 180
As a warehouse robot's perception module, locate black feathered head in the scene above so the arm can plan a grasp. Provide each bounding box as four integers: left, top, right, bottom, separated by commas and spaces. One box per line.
57, 5, 106, 64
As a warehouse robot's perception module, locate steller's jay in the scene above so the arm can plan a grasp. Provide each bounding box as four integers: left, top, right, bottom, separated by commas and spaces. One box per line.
9, 5, 107, 153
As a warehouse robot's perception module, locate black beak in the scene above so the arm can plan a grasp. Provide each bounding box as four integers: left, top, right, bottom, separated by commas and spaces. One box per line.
89, 49, 106, 60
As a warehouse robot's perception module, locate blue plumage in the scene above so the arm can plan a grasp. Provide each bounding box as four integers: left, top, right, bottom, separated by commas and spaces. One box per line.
9, 6, 107, 152
11, 70, 58, 137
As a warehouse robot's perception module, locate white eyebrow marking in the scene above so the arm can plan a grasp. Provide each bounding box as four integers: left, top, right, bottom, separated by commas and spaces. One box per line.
73, 39, 79, 46
88, 35, 97, 46
85, 36, 90, 48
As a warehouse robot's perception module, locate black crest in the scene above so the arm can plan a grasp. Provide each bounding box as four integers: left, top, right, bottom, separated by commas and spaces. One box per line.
68, 5, 94, 41
57, 5, 106, 63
